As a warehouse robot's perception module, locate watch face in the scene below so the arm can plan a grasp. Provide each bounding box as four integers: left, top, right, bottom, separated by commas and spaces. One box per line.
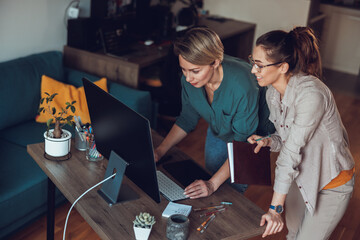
276, 205, 283, 214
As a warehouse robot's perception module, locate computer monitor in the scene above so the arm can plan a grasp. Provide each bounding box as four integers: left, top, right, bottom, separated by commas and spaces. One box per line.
83, 78, 161, 203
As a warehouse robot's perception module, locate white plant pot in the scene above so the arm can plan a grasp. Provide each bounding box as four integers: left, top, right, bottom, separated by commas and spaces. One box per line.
44, 129, 72, 157
133, 225, 152, 240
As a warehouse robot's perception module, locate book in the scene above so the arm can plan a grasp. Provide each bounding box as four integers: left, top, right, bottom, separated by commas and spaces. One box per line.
227, 141, 271, 186
162, 202, 192, 218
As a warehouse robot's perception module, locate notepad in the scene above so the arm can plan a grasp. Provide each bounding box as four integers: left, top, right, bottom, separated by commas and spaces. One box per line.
227, 141, 271, 186
162, 202, 192, 218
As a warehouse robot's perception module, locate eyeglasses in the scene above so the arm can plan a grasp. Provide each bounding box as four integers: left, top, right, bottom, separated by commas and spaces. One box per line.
248, 55, 282, 73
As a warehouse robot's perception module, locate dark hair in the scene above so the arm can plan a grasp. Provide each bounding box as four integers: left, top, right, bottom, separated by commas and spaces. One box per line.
173, 27, 224, 65
256, 26, 322, 79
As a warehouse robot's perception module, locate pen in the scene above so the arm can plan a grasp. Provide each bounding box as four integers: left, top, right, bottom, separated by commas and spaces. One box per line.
255, 135, 271, 142
77, 116, 83, 126
199, 207, 227, 217
194, 205, 224, 211
199, 214, 216, 233
221, 201, 232, 205
75, 126, 84, 142
74, 116, 82, 130
197, 213, 216, 232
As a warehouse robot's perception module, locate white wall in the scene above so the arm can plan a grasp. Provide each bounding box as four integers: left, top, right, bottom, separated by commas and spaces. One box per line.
0, 0, 72, 62
320, 4, 360, 75
203, 0, 311, 46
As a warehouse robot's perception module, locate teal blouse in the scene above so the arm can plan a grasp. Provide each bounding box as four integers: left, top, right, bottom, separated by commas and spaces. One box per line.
175, 55, 274, 142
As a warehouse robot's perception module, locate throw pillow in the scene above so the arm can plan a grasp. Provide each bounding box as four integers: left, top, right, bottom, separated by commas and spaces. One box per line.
36, 75, 108, 124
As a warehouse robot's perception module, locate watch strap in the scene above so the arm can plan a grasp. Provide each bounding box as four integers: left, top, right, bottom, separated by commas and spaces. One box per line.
269, 204, 283, 214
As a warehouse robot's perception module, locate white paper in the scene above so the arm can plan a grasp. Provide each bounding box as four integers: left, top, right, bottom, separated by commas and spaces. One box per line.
162, 202, 192, 218
227, 142, 234, 183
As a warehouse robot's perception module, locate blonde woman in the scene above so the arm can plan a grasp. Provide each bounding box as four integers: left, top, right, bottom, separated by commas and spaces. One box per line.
154, 27, 274, 198
248, 27, 355, 239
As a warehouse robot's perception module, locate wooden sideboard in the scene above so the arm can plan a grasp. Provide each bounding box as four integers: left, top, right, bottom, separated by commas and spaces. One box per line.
64, 16, 256, 89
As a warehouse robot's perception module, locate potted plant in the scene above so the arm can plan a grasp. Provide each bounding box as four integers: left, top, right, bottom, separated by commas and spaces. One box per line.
133, 212, 156, 240
38, 92, 76, 158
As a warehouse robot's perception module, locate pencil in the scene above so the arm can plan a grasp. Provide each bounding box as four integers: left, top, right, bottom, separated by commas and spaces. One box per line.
199, 208, 227, 217
255, 135, 271, 142
197, 214, 216, 232
199, 214, 216, 233
193, 205, 224, 211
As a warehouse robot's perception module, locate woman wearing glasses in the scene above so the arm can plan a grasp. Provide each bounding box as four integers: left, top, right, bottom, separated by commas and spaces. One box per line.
248, 26, 355, 239
154, 27, 274, 199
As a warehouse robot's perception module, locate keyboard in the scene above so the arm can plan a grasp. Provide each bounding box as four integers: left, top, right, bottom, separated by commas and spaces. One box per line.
156, 171, 188, 202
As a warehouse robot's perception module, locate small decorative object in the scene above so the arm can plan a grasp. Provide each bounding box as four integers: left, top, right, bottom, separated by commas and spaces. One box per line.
38, 92, 76, 159
133, 212, 156, 240
166, 214, 190, 240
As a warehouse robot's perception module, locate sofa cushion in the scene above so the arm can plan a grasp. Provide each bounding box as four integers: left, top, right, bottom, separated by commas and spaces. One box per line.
36, 75, 108, 124
64, 67, 101, 86
0, 120, 74, 148
0, 139, 65, 238
0, 140, 48, 228
0, 51, 65, 131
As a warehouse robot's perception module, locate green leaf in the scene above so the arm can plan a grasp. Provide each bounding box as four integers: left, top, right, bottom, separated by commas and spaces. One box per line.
44, 92, 50, 96
46, 118, 53, 127
66, 105, 70, 109
52, 107, 56, 115
50, 93, 58, 100
40, 98, 44, 104
71, 101, 76, 104
65, 102, 70, 106
38, 107, 44, 114
66, 121, 74, 127
71, 106, 75, 113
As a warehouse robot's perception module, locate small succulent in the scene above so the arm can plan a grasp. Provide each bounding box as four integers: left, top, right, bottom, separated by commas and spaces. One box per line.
133, 212, 156, 229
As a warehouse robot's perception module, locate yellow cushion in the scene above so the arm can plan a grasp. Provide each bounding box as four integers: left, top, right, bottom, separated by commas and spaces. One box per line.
36, 75, 108, 124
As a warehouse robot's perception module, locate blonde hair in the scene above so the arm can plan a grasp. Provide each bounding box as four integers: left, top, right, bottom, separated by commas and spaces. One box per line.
173, 27, 224, 65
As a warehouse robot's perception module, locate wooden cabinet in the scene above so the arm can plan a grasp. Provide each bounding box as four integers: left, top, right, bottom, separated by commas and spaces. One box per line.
64, 16, 256, 88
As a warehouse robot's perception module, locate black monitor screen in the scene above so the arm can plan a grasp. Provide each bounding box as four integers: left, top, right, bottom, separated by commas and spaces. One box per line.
83, 78, 160, 203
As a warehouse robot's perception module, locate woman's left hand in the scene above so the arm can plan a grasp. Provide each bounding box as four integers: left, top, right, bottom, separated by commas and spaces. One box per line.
184, 180, 215, 199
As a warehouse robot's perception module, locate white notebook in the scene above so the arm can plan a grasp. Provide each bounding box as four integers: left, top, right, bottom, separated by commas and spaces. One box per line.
162, 202, 192, 218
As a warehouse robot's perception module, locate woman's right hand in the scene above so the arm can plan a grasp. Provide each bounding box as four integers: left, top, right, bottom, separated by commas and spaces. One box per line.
260, 210, 284, 238
247, 135, 271, 153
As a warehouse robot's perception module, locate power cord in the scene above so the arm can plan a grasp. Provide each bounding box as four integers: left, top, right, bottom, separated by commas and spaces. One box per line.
63, 172, 116, 240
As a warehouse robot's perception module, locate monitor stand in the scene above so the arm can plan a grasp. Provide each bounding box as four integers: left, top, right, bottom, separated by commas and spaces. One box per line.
98, 151, 139, 205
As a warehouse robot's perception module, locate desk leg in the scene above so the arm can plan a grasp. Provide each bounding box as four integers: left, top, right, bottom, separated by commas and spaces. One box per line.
47, 177, 55, 240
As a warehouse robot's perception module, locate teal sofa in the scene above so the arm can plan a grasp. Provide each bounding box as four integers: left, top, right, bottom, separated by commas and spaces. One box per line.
0, 51, 154, 239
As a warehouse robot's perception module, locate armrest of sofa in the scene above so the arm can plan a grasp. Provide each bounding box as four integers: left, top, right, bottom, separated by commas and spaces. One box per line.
64, 67, 157, 128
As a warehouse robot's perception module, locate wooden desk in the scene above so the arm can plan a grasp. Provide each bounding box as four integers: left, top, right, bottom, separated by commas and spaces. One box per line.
64, 16, 255, 89
27, 132, 265, 240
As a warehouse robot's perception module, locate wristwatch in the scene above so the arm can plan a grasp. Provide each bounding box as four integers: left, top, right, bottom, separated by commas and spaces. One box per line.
269, 204, 283, 214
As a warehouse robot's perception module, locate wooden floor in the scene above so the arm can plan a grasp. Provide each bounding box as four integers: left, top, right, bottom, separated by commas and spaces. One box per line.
9, 77, 360, 239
